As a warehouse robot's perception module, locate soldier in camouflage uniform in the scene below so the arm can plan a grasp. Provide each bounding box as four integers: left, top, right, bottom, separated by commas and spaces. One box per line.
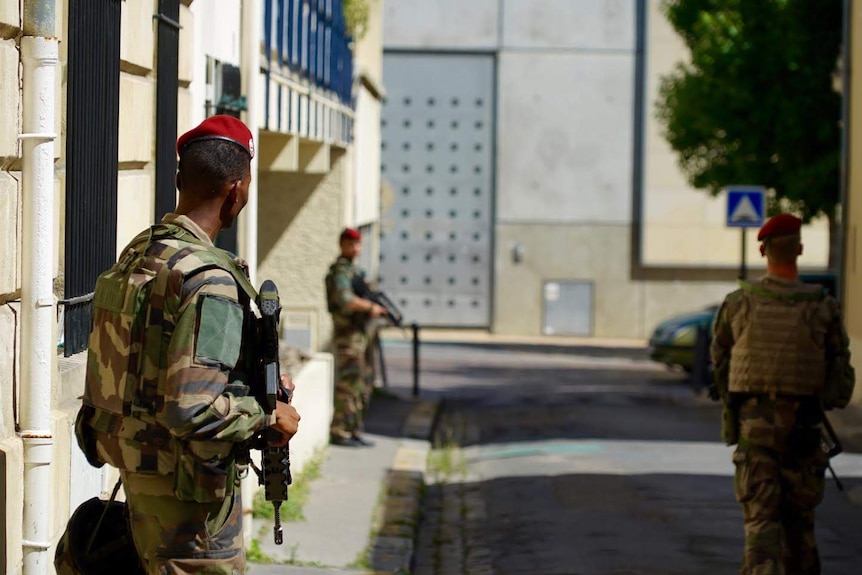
711, 214, 855, 575
72, 116, 301, 575
325, 228, 386, 447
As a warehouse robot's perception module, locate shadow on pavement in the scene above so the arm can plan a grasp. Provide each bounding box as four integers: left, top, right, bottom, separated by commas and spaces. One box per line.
416, 472, 862, 575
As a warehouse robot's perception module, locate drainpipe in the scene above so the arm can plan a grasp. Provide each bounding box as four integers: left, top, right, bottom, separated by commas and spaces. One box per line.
239, 0, 262, 545
241, 0, 261, 286
19, 2, 58, 575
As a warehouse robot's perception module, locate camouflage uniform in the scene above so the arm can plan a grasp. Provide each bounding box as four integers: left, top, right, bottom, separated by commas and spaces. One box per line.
75, 214, 272, 575
711, 275, 855, 575
325, 255, 371, 439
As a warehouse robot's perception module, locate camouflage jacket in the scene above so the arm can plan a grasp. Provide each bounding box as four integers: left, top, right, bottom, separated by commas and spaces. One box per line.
325, 255, 368, 332
710, 275, 855, 442
76, 214, 271, 502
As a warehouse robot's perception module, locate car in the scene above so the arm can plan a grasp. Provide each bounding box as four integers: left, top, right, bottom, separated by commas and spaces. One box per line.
648, 305, 717, 372
647, 273, 837, 373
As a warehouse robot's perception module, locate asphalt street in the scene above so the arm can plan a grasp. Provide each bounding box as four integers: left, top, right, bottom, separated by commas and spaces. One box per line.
380, 339, 862, 575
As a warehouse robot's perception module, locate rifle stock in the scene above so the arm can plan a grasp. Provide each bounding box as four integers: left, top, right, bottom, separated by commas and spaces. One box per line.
254, 280, 292, 544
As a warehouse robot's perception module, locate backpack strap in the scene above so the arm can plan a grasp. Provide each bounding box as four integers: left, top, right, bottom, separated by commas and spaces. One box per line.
738, 279, 826, 302
122, 224, 258, 425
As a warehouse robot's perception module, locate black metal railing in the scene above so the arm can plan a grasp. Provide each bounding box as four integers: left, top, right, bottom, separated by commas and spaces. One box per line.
154, 0, 181, 222
63, 0, 122, 356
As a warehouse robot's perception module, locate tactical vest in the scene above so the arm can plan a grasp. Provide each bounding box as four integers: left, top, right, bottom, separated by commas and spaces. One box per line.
76, 223, 257, 479
728, 279, 828, 397
325, 256, 362, 331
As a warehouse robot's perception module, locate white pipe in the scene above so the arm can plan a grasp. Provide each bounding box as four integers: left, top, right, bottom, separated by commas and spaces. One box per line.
240, 0, 262, 546
19, 33, 58, 575
241, 0, 261, 287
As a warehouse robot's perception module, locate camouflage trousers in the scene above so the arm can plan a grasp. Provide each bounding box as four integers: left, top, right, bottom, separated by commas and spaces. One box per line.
733, 396, 827, 575
330, 329, 369, 439
120, 470, 245, 575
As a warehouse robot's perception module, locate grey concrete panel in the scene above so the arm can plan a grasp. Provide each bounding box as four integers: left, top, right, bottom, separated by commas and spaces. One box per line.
503, 0, 636, 50
383, 0, 499, 50
497, 52, 635, 224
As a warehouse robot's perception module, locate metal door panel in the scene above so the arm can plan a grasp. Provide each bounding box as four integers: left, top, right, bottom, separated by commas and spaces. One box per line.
379, 53, 494, 326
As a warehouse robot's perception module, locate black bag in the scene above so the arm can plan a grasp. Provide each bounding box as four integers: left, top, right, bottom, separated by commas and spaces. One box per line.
54, 481, 145, 575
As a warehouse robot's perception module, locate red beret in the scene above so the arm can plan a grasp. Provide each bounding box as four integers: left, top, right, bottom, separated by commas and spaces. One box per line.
340, 227, 361, 242
757, 214, 802, 241
176, 115, 254, 159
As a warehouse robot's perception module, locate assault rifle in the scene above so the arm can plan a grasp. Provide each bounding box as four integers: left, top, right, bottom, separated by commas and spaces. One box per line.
352, 273, 404, 327
251, 280, 292, 544
820, 410, 845, 492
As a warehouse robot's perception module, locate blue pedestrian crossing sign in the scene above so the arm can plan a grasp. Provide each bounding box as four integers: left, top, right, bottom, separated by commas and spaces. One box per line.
726, 186, 765, 228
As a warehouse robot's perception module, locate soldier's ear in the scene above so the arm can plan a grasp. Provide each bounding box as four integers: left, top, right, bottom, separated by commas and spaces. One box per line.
759, 244, 765, 257
176, 172, 183, 192
799, 243, 804, 256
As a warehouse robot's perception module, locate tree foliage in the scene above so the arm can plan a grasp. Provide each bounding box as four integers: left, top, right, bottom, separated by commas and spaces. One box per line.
656, 0, 843, 222
343, 0, 373, 40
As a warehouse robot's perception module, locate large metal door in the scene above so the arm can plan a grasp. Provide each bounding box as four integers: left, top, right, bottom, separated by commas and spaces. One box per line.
379, 53, 494, 327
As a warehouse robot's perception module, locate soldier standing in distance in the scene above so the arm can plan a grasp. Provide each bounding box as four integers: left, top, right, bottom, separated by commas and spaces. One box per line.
325, 227, 386, 447
72, 115, 301, 574
711, 213, 855, 575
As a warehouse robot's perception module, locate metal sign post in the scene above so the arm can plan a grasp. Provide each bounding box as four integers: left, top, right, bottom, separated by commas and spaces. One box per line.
725, 186, 766, 279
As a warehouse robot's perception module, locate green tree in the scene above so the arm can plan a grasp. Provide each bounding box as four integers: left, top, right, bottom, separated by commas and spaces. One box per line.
656, 0, 843, 267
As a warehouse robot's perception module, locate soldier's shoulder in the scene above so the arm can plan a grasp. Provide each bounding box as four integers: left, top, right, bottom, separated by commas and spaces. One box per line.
819, 292, 843, 316
156, 241, 221, 274
716, 288, 747, 319
331, 257, 353, 273
722, 288, 746, 306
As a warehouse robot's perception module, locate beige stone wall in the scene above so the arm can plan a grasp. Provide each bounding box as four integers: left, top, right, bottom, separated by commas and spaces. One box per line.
257, 149, 349, 351
641, 0, 829, 268
843, 3, 862, 407
116, 1, 155, 252
1, 8, 26, 572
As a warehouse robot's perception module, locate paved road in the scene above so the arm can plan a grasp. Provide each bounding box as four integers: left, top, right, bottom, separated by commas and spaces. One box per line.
381, 340, 862, 575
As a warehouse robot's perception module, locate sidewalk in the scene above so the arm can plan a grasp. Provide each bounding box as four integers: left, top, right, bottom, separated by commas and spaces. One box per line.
249, 391, 438, 575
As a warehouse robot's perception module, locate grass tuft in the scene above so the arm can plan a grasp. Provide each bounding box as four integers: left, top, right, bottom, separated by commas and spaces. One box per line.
246, 539, 274, 564
427, 440, 467, 483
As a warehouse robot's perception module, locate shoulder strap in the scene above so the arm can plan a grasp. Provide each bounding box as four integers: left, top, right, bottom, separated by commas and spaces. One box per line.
152, 223, 258, 301
738, 279, 825, 302
126, 224, 257, 423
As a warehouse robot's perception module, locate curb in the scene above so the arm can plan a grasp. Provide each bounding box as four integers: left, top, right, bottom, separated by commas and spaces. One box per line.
380, 335, 649, 361
366, 400, 439, 574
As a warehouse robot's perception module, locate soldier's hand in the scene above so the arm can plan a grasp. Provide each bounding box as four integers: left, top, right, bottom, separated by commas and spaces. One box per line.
369, 303, 386, 319
270, 402, 300, 446
279, 374, 295, 402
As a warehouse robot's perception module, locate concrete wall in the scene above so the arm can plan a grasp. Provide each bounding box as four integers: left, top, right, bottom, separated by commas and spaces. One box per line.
352, 0, 385, 282
384, 0, 499, 51
352, 0, 384, 225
